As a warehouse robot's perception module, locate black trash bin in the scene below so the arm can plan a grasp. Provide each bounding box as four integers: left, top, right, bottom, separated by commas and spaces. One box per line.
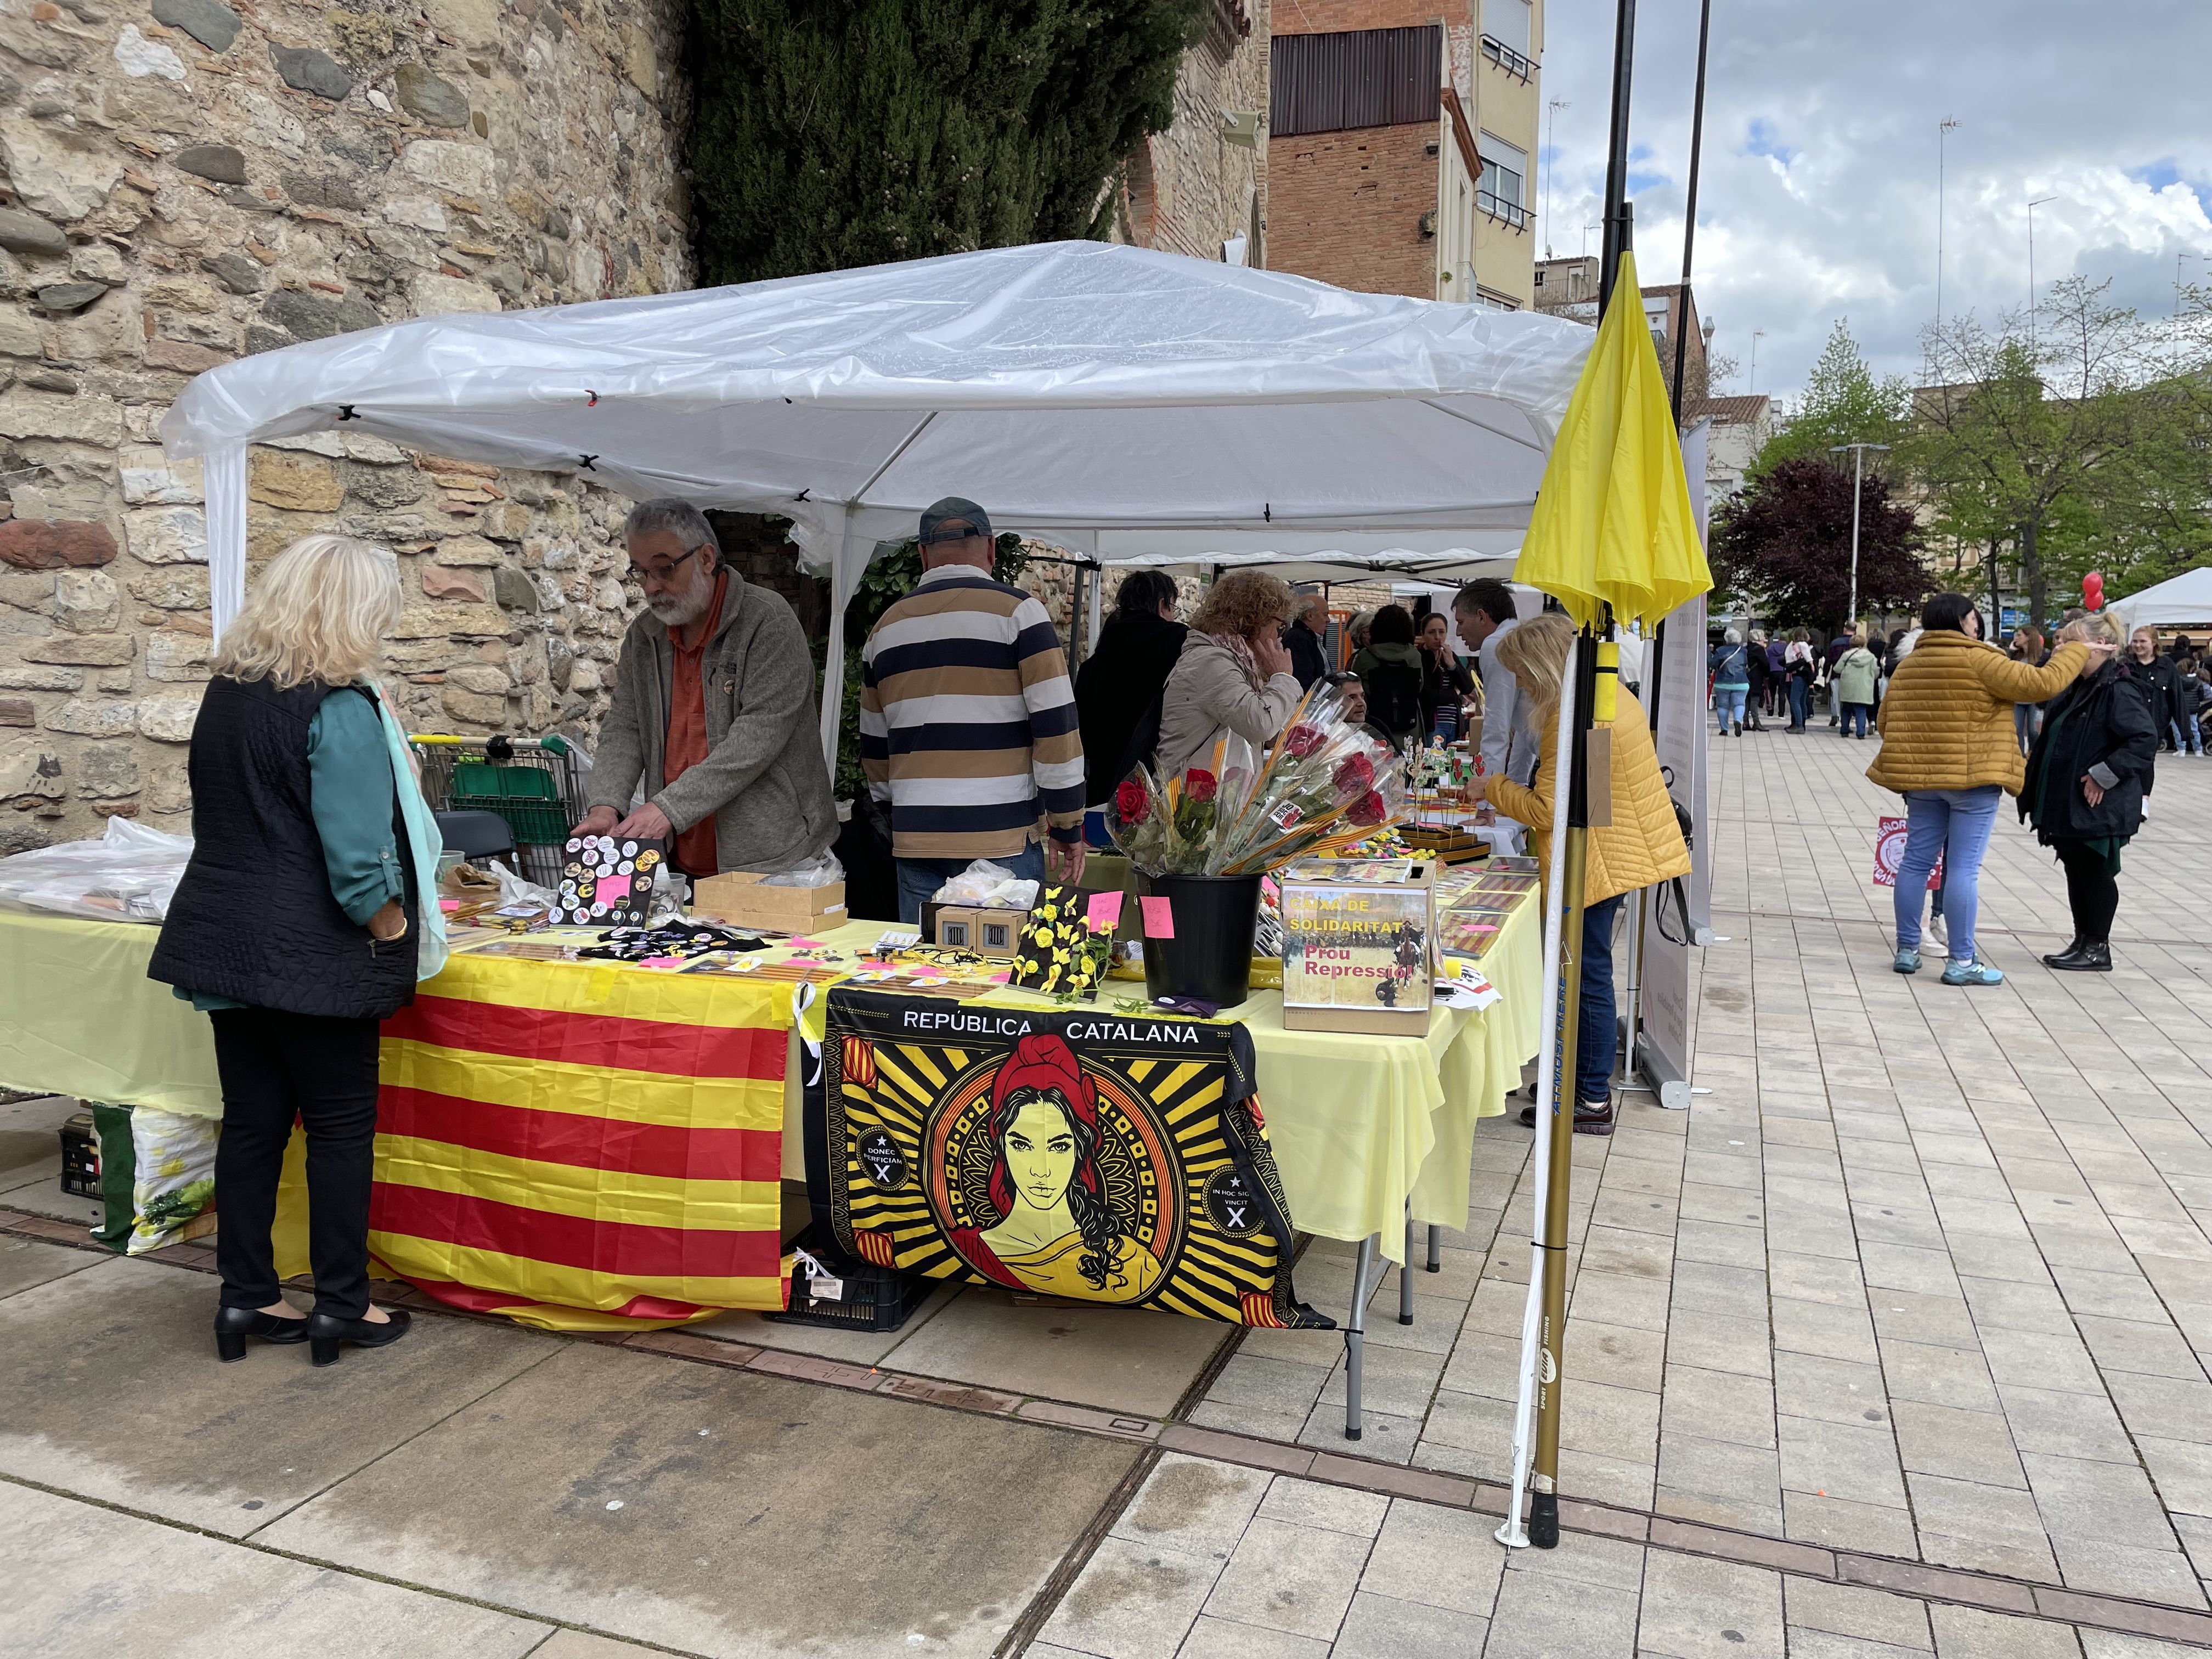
1133, 870, 1263, 1007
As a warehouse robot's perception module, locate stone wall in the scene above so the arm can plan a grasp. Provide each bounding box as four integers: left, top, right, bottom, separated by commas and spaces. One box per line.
1119, 0, 1268, 264
0, 0, 691, 850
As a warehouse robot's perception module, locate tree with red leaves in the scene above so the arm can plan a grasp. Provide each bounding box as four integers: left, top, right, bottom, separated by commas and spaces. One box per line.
1710, 457, 1929, 631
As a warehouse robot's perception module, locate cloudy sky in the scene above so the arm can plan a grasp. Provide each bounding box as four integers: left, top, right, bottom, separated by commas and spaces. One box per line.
1536, 0, 2212, 404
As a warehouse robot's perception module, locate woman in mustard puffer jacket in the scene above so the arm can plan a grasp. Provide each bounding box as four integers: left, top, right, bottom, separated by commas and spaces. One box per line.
1867, 594, 2103, 985
1477, 613, 1691, 1137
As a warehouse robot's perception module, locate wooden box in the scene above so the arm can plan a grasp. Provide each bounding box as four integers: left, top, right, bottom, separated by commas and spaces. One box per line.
1278, 858, 1437, 1036
692, 871, 848, 934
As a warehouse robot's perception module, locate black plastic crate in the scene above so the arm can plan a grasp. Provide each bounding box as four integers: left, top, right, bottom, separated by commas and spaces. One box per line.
766, 1224, 934, 1333
59, 1111, 99, 1199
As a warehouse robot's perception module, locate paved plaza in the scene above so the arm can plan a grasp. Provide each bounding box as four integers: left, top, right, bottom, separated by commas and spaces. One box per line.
3, 724, 2210, 1657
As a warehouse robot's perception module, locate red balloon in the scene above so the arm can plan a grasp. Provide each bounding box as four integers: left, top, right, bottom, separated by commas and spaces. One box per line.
2084, 572, 2104, 611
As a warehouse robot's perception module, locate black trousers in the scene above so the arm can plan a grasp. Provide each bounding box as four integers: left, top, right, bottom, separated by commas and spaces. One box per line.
2053, 839, 2120, 949
209, 1007, 381, 1319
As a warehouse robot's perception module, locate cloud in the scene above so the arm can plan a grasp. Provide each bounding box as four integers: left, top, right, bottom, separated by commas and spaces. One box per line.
1536, 0, 2212, 400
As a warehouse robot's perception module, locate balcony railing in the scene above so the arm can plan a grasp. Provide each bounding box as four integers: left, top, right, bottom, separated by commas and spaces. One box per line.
1480, 34, 1534, 81
1478, 189, 1528, 230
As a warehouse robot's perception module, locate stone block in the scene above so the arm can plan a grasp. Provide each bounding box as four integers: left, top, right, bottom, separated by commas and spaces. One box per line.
493, 566, 543, 612
0, 118, 126, 221
137, 696, 201, 743
0, 664, 82, 691
120, 451, 204, 505
43, 698, 136, 738
382, 195, 447, 233
393, 602, 508, 639
421, 565, 487, 601
433, 534, 503, 566
447, 663, 511, 696
396, 64, 470, 128
116, 23, 189, 80
69, 243, 130, 287
0, 747, 65, 804
36, 282, 106, 314
336, 460, 426, 510
620, 24, 658, 97
25, 634, 132, 666
0, 519, 120, 570
270, 44, 352, 100
413, 272, 501, 315
129, 567, 210, 610
441, 685, 506, 723
424, 0, 504, 47
248, 450, 343, 512
146, 760, 191, 812
398, 139, 496, 200
0, 698, 33, 726
125, 507, 207, 565
0, 390, 123, 447
77, 746, 140, 799
0, 207, 67, 259
0, 309, 41, 359
173, 145, 247, 185
152, 0, 244, 53
53, 572, 120, 632
144, 338, 233, 375
144, 631, 211, 682
202, 251, 265, 295
259, 288, 381, 343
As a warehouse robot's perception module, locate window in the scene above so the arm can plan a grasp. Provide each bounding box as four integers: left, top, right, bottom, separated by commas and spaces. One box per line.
1485, 0, 1531, 57
1479, 132, 1527, 227
1644, 294, 1672, 352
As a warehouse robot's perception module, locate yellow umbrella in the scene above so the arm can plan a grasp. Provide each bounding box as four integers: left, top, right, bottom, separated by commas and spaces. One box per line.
1516, 250, 1711, 631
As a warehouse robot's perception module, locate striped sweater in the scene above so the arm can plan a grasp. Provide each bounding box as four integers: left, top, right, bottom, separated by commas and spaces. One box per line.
859, 564, 1086, 860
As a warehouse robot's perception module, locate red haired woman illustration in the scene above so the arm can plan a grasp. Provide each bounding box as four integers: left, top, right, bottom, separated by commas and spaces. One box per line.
949, 1034, 1161, 1302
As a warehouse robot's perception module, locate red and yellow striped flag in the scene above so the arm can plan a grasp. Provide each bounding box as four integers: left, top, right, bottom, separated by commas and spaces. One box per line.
369, 956, 792, 1332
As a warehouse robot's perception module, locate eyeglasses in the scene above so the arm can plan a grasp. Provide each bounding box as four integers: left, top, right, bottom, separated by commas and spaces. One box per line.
634, 545, 706, 585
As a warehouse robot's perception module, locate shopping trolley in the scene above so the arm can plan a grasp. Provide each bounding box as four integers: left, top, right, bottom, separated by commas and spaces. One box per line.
409, 733, 585, 890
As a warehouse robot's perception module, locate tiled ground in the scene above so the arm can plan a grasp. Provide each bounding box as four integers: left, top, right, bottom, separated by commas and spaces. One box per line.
4, 720, 2209, 1658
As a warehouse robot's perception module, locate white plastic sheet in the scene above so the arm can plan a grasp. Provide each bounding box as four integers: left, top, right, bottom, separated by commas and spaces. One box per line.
0, 816, 193, 923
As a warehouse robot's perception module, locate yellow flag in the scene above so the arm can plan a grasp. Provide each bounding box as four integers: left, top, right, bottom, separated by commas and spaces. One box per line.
1515, 251, 1712, 631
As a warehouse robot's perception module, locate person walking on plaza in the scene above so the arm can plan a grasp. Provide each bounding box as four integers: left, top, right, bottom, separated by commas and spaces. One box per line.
576, 499, 837, 880
1745, 629, 1771, 730
1709, 628, 1751, 736
1474, 613, 1690, 1136
1154, 571, 1305, 776
1783, 629, 1816, 732
860, 497, 1086, 922
1075, 571, 1186, 821
2022, 612, 2156, 972
1867, 592, 2100, 985
149, 535, 446, 1367
1284, 588, 1331, 691
1833, 630, 1880, 738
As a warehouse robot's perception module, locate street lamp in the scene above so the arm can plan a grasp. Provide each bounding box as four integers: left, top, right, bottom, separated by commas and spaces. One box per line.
1830, 442, 1892, 627
2027, 194, 2056, 354
1750, 329, 1764, 392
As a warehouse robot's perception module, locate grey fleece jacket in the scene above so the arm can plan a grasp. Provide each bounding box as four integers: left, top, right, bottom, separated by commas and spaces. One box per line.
587, 568, 837, 875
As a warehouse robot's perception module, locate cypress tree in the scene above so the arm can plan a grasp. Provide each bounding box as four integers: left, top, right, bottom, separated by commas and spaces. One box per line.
690, 0, 1209, 284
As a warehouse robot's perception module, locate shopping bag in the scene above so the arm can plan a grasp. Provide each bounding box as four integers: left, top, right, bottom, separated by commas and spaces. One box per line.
1872, 816, 1942, 890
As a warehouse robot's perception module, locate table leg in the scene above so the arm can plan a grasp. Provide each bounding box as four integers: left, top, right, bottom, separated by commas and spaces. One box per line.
1426, 1223, 1442, 1273
1400, 1207, 1415, 1325
1345, 1234, 1376, 1441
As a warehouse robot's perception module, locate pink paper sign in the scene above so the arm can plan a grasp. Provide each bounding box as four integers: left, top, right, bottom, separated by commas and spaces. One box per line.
1085, 891, 1123, 933
1139, 896, 1175, 939
594, 873, 631, 910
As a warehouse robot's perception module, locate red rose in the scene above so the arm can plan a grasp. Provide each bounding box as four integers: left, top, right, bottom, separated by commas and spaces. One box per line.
1183, 769, 1218, 804
1114, 777, 1150, 821
1283, 724, 1324, 758
1349, 789, 1387, 827
1333, 752, 1375, 795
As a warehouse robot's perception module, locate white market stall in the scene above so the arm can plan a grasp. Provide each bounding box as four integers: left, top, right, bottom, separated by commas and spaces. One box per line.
2112, 568, 2212, 633
160, 240, 1595, 762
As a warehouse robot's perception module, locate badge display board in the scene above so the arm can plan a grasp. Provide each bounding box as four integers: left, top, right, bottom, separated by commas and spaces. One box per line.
554, 834, 662, 927
815, 988, 1331, 1329
1279, 859, 1436, 1036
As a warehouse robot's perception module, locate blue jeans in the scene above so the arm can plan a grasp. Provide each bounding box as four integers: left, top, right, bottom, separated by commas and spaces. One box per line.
2172, 719, 2200, 755
1714, 686, 1747, 731
1578, 894, 1626, 1106
1787, 677, 1810, 728
1896, 788, 1999, 962
1840, 702, 1870, 737
896, 843, 1047, 925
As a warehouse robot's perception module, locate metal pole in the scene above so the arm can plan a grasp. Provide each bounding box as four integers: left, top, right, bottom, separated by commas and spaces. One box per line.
1849, 444, 1863, 628
1668, 0, 1711, 424
1596, 0, 1637, 312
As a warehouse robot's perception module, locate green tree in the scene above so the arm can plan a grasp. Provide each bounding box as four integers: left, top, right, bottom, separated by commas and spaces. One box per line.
1709, 458, 1928, 630
1751, 320, 1911, 476
690, 0, 1209, 285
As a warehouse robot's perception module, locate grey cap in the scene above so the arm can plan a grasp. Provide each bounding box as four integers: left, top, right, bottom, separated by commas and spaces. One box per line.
918, 496, 993, 546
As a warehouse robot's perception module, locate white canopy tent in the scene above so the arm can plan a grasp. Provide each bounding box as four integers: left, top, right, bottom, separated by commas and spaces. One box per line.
2112, 568, 2212, 631
162, 240, 1594, 760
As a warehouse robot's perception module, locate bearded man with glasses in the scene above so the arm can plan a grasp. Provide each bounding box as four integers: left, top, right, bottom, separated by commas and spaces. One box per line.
573, 498, 836, 882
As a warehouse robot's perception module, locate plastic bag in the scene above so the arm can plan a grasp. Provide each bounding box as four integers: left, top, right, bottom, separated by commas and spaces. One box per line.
930, 858, 1039, 910
487, 859, 558, 910
0, 816, 194, 923
761, 850, 845, 888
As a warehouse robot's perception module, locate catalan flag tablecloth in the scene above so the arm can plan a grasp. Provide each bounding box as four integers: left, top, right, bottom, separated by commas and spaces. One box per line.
371, 954, 793, 1331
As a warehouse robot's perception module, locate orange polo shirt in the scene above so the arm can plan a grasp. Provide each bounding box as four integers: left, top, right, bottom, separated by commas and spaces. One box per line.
663, 569, 728, 878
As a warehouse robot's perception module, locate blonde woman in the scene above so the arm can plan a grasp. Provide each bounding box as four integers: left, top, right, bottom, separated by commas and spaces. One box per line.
1153, 571, 1304, 778
1472, 613, 1690, 1136
150, 534, 445, 1368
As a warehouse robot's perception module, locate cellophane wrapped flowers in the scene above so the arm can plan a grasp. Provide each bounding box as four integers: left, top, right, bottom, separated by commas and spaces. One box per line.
1106, 685, 1406, 877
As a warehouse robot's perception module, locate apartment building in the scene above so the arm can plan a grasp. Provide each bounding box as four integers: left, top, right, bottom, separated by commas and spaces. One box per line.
1263, 0, 1542, 307
1535, 254, 1713, 404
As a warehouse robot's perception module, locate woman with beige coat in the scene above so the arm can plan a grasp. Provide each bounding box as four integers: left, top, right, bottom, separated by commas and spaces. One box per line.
1867, 593, 2102, 984
1152, 572, 1305, 779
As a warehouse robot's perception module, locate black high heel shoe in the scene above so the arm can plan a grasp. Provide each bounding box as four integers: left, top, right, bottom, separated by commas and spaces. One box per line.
308, 1307, 412, 1368
215, 1305, 311, 1362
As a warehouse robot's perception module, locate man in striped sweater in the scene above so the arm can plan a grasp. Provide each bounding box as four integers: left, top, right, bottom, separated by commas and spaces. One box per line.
861, 498, 1087, 923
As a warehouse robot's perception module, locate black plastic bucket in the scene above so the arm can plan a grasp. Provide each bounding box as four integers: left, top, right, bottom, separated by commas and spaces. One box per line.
1133, 871, 1262, 1007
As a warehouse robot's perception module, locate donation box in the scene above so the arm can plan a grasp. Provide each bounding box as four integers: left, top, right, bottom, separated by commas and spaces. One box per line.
1278, 859, 1436, 1036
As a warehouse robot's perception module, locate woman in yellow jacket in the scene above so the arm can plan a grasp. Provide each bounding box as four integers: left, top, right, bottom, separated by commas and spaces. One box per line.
1867, 594, 2103, 984
1473, 613, 1690, 1136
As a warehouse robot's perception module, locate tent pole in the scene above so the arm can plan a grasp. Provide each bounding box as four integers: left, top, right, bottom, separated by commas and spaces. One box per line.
1596, 0, 1638, 313
819, 504, 857, 770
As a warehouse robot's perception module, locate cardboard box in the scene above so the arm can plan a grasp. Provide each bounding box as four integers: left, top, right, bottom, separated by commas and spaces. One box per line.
1278, 858, 1437, 1036
692, 871, 848, 934
922, 902, 1024, 958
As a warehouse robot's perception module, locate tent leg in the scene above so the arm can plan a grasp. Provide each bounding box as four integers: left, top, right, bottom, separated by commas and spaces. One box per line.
1399, 1207, 1415, 1325
1344, 1234, 1376, 1441
1426, 1223, 1442, 1273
